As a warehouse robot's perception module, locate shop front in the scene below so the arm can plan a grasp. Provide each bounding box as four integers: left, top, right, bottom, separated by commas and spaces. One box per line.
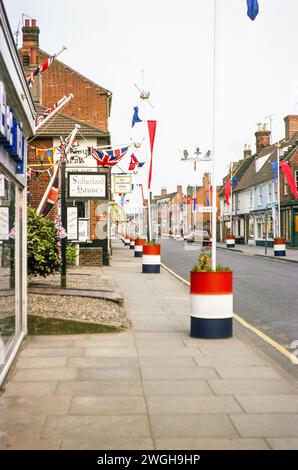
0, 1, 35, 385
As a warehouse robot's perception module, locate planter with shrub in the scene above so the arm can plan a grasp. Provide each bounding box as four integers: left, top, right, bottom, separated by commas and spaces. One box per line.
190, 252, 233, 339
142, 242, 160, 273
134, 238, 146, 258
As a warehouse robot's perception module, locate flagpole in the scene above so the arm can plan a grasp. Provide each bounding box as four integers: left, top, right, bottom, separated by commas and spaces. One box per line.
211, 0, 218, 271
35, 94, 73, 132
276, 143, 281, 237
230, 162, 233, 235
36, 124, 80, 215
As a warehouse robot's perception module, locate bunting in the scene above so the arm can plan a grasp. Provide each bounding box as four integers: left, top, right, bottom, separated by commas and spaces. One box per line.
27, 53, 57, 87
247, 0, 259, 21
280, 162, 298, 199
131, 106, 142, 127
128, 154, 145, 171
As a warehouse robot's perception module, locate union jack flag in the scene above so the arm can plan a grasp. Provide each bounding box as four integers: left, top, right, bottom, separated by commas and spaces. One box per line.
27, 53, 57, 87
92, 146, 129, 167
36, 96, 66, 126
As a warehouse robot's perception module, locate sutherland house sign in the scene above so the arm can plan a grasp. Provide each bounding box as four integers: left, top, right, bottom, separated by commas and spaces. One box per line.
68, 172, 107, 199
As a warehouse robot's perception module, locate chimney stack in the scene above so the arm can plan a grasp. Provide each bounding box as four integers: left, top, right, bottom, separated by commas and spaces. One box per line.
243, 144, 252, 159
255, 123, 271, 155
284, 115, 298, 139
176, 185, 183, 194
161, 187, 167, 197
21, 19, 40, 65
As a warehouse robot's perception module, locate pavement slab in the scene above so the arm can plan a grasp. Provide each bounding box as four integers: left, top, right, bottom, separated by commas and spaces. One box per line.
1, 239, 298, 450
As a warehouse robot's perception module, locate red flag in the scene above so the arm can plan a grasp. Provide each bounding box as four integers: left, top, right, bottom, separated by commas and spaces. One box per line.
128, 154, 138, 171
147, 120, 157, 190
225, 181, 231, 205
280, 162, 298, 199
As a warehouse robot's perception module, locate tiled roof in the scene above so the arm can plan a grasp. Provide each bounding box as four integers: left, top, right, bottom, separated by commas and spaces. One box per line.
35, 104, 109, 138
234, 133, 298, 192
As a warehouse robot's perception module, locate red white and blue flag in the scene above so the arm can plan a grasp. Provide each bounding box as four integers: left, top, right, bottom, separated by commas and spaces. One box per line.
92, 146, 129, 167
42, 164, 60, 217
128, 154, 145, 171
35, 96, 66, 126
27, 53, 57, 87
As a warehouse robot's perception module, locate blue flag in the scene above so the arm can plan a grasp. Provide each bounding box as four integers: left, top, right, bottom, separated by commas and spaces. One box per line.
231, 176, 239, 186
131, 106, 142, 127
193, 197, 196, 211
247, 0, 259, 21
270, 161, 278, 182
121, 194, 126, 207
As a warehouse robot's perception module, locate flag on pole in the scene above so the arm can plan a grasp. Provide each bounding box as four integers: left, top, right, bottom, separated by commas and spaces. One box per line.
128, 154, 145, 171
42, 164, 60, 217
270, 161, 278, 182
27, 53, 57, 87
147, 120, 157, 190
35, 96, 67, 126
231, 176, 239, 186
225, 180, 232, 205
92, 147, 129, 167
131, 106, 142, 127
247, 0, 259, 21
280, 162, 298, 199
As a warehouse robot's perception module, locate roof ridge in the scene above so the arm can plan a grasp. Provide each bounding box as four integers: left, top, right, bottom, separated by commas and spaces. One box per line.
39, 48, 112, 96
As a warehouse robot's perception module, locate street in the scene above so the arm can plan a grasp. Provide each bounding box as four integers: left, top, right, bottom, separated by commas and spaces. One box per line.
160, 239, 298, 354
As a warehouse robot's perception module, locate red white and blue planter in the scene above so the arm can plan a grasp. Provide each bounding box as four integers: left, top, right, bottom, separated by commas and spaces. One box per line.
274, 237, 286, 257
124, 236, 130, 247
142, 244, 161, 273
134, 238, 146, 258
226, 235, 235, 248
190, 270, 233, 339
130, 238, 135, 250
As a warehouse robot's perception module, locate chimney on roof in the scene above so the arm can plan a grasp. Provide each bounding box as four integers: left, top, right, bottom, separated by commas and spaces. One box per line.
21, 19, 40, 65
284, 115, 298, 139
243, 144, 252, 159
255, 123, 270, 155
161, 187, 167, 197
176, 185, 183, 195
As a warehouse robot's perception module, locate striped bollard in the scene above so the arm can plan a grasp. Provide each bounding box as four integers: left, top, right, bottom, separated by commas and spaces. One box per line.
226, 235, 235, 248
130, 238, 135, 250
274, 237, 286, 257
134, 238, 146, 258
142, 244, 161, 273
190, 271, 233, 339
124, 237, 130, 247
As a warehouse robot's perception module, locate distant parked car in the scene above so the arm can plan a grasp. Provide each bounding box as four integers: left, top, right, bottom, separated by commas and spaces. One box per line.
186, 230, 211, 246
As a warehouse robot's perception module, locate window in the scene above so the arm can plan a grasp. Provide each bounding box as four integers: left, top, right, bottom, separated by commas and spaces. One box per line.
22, 55, 30, 67
258, 188, 263, 206
295, 170, 298, 188
268, 184, 272, 203
274, 181, 278, 201
284, 175, 288, 196
249, 189, 253, 209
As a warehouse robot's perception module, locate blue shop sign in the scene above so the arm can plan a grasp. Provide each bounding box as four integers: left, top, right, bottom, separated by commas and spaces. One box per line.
0, 80, 27, 174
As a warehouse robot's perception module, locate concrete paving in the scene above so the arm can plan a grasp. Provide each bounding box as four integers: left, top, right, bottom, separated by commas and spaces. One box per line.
0, 239, 298, 450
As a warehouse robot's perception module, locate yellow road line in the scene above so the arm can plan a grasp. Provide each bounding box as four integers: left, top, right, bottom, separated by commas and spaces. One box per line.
161, 262, 295, 363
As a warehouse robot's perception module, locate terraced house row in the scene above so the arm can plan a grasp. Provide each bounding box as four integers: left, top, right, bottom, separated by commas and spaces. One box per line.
219, 117, 298, 248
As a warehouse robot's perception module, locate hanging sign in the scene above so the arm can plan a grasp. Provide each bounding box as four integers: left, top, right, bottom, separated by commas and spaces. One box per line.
68, 172, 107, 199
113, 175, 132, 194
0, 207, 9, 240
67, 207, 78, 240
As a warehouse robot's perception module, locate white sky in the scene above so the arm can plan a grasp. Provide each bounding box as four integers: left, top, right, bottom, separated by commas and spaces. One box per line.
5, 0, 298, 197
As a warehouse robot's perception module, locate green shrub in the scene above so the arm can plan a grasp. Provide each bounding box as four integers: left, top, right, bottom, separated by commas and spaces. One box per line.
66, 243, 76, 267
145, 241, 160, 246
27, 208, 60, 277
192, 252, 231, 272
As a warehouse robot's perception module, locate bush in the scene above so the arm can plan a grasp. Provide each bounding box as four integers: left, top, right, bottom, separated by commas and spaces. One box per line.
145, 241, 160, 246
192, 252, 231, 272
66, 243, 76, 267
27, 208, 60, 277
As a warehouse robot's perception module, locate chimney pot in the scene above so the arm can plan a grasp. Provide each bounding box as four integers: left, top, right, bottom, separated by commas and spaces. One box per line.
284, 115, 298, 139
25, 19, 30, 27
31, 19, 37, 27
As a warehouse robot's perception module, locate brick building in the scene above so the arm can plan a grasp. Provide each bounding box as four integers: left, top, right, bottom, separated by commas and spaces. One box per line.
19, 19, 112, 264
